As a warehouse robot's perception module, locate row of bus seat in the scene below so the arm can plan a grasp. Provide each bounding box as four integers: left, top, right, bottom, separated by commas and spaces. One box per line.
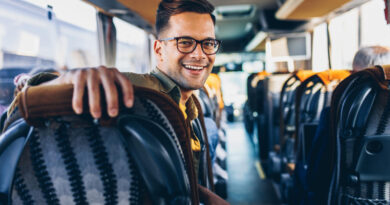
197, 73, 229, 199
244, 71, 290, 161
0, 71, 227, 204
290, 70, 349, 204
245, 65, 390, 204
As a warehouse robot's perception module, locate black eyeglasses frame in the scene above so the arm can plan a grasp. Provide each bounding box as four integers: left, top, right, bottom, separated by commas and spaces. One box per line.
159, 36, 221, 55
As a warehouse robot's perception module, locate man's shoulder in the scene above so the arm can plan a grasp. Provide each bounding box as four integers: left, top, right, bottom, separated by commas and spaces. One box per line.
122, 72, 161, 90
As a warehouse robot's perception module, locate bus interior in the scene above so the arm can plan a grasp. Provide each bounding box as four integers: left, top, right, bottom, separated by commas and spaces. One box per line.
1, 0, 390, 204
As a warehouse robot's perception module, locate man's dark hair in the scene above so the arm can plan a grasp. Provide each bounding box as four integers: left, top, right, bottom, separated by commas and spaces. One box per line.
156, 0, 216, 37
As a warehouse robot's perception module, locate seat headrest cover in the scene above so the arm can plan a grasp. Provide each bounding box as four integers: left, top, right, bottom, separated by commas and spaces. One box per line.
295, 70, 316, 82
18, 84, 75, 126
316, 70, 351, 85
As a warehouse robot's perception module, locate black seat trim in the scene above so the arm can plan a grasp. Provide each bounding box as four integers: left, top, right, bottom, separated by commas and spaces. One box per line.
118, 115, 191, 204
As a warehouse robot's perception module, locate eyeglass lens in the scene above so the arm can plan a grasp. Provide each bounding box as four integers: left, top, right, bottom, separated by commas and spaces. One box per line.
177, 37, 219, 54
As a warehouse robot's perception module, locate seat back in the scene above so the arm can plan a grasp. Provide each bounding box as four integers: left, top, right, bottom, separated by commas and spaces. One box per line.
291, 70, 349, 204
249, 71, 270, 113
244, 71, 270, 143
295, 70, 350, 165
258, 73, 290, 160
246, 73, 259, 113
329, 65, 390, 204
279, 71, 315, 161
0, 85, 195, 204
244, 73, 259, 137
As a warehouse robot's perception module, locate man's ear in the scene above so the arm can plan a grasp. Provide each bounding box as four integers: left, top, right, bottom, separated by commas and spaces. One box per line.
154, 40, 163, 62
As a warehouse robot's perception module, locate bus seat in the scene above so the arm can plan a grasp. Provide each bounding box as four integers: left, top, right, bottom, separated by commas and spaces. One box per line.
246, 73, 260, 113
292, 70, 350, 204
280, 71, 315, 147
257, 73, 290, 161
269, 71, 307, 183
195, 87, 228, 199
244, 72, 270, 138
276, 71, 316, 175
329, 65, 390, 204
295, 70, 350, 161
243, 73, 257, 137
0, 84, 196, 205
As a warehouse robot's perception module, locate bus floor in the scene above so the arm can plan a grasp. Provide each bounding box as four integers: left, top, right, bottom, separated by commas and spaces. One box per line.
226, 122, 281, 205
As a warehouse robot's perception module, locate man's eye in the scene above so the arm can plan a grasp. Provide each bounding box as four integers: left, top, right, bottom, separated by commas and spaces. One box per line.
204, 41, 215, 47
178, 40, 193, 45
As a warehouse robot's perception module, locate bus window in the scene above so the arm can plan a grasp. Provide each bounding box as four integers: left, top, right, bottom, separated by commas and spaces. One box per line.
312, 23, 329, 72
23, 0, 99, 69
0, 0, 58, 113
360, 0, 390, 47
0, 1, 57, 69
59, 21, 99, 68
329, 8, 359, 69
114, 17, 151, 73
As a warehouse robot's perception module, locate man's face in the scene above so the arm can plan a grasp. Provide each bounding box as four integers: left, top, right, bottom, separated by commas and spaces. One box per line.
154, 12, 216, 90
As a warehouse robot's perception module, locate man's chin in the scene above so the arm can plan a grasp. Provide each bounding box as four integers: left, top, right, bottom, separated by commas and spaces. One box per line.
178, 82, 204, 91
173, 77, 205, 91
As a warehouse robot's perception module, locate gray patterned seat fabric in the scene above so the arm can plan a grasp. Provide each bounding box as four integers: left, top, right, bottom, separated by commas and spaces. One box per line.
0, 85, 191, 205
329, 65, 390, 205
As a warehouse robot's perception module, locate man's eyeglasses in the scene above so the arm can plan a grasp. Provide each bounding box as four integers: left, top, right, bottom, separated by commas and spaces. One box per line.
159, 36, 221, 55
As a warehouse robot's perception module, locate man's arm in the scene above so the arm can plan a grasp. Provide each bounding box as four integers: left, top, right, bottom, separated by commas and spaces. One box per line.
41, 66, 133, 118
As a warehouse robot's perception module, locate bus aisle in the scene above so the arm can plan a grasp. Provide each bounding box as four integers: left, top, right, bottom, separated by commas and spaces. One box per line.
227, 122, 281, 205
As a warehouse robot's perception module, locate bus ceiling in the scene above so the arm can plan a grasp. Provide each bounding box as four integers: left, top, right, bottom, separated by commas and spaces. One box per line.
83, 0, 370, 53
82, 0, 158, 34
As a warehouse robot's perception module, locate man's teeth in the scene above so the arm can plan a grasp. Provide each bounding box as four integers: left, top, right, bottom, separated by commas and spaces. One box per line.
184, 65, 204, 70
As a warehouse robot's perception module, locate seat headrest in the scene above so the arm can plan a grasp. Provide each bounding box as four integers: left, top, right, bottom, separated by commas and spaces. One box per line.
17, 84, 186, 127
316, 70, 350, 85
5, 84, 198, 204
295, 70, 316, 82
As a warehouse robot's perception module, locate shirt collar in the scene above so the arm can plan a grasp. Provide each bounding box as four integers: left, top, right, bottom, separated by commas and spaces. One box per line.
151, 68, 178, 94
151, 67, 198, 120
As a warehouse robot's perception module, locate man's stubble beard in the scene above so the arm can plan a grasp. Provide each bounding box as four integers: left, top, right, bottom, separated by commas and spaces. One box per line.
172, 75, 207, 91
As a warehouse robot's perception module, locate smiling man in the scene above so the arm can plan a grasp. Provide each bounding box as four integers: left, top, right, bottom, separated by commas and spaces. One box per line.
9, 0, 227, 204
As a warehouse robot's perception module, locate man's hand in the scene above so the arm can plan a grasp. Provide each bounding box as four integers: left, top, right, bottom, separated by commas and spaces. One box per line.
44, 66, 133, 118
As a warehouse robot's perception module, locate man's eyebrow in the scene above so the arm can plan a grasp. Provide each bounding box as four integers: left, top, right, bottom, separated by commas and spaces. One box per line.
203, 37, 217, 40
179, 36, 193, 39
178, 36, 217, 40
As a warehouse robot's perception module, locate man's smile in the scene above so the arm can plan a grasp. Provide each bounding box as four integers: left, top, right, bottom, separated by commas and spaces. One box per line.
182, 63, 208, 71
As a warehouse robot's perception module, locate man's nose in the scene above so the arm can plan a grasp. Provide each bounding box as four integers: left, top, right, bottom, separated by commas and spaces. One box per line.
190, 43, 206, 59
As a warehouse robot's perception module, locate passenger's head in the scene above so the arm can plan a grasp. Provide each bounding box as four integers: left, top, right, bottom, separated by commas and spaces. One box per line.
352, 46, 390, 72
154, 0, 218, 91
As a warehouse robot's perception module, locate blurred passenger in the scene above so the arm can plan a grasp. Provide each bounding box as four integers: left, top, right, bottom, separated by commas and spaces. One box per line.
352, 46, 390, 71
